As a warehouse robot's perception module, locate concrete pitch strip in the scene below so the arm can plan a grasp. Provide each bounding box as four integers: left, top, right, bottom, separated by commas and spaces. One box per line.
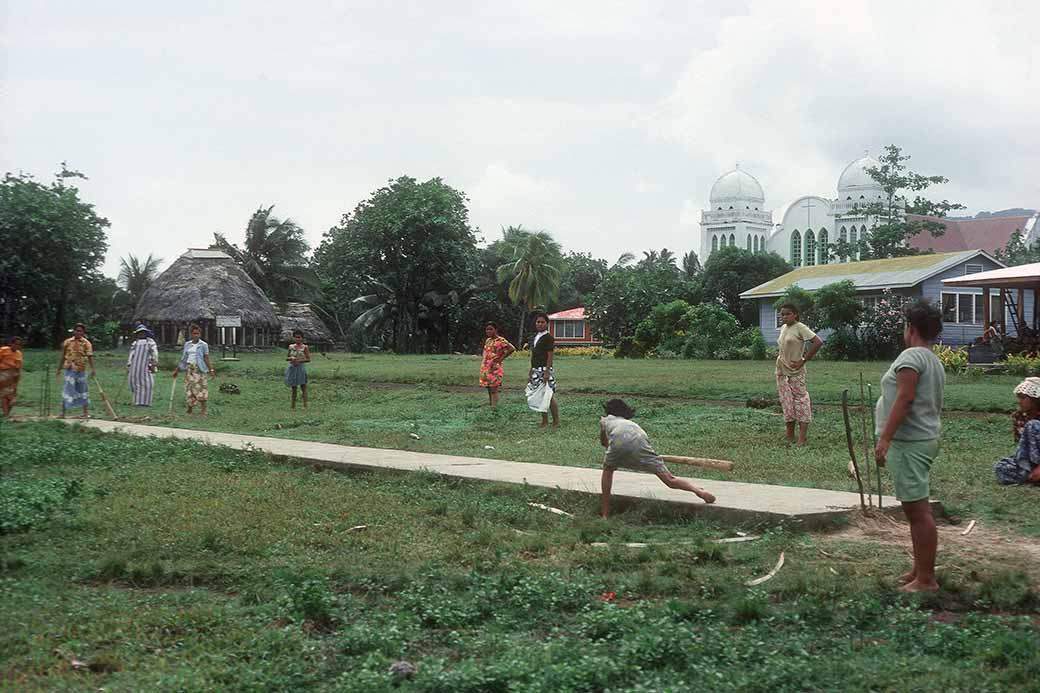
65, 420, 941, 528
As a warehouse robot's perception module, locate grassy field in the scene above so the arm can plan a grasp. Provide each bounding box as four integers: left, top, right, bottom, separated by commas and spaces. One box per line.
10, 350, 1036, 535
2, 422, 1038, 690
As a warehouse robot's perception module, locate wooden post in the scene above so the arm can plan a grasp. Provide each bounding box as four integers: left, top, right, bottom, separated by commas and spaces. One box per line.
1018, 288, 1026, 330
982, 286, 991, 336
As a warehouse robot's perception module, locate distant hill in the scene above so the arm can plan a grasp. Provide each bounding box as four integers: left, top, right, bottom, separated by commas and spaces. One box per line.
948, 208, 1037, 220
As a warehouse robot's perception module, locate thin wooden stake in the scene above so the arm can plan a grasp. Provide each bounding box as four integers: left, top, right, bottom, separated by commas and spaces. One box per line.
92, 376, 118, 420
868, 383, 881, 509
858, 373, 873, 508
842, 390, 867, 510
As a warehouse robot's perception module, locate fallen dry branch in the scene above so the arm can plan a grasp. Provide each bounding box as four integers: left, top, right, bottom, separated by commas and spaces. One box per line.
745, 551, 785, 586
527, 502, 574, 517
661, 455, 735, 472
961, 519, 978, 536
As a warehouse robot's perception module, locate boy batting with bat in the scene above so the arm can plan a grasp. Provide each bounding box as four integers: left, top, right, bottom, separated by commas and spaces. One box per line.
599, 398, 716, 517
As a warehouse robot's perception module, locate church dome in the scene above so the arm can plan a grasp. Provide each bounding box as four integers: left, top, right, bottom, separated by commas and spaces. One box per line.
837, 154, 883, 196
709, 167, 765, 208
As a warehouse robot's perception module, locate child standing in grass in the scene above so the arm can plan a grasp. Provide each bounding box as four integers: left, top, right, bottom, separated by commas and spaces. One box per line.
285, 329, 310, 409
598, 398, 715, 517
0, 336, 23, 417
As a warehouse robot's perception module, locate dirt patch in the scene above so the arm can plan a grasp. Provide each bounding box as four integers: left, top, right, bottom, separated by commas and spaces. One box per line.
821, 511, 1040, 580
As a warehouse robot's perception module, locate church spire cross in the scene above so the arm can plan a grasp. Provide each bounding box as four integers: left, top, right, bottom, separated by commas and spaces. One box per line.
800, 198, 817, 228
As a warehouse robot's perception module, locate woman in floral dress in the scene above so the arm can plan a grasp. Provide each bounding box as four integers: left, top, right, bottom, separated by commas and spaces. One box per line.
479, 321, 515, 408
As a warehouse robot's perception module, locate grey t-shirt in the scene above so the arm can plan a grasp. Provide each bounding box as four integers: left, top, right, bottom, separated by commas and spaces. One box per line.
875, 346, 945, 441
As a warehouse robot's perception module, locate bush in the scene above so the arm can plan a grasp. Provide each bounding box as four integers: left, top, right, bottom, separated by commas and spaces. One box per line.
613, 336, 646, 359
0, 477, 81, 534
1005, 353, 1040, 376
680, 304, 743, 359
820, 328, 865, 361
932, 344, 968, 373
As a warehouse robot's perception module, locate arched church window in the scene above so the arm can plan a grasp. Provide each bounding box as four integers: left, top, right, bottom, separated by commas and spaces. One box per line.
729, 233, 735, 247
746, 234, 752, 250
818, 229, 829, 265
805, 230, 816, 266
753, 235, 759, 252
790, 231, 802, 267
839, 227, 848, 262
712, 235, 718, 252
860, 225, 869, 258
729, 206, 733, 210
849, 227, 858, 261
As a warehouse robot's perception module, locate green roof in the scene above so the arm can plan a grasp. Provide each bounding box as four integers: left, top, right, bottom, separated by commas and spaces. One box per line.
740, 250, 990, 299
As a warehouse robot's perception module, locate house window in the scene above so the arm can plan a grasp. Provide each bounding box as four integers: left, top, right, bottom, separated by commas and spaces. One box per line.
775, 310, 784, 329
965, 264, 983, 275
553, 320, 584, 339
941, 292, 984, 325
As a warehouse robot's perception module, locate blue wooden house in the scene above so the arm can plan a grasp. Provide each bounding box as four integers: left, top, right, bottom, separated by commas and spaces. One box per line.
739, 250, 1023, 347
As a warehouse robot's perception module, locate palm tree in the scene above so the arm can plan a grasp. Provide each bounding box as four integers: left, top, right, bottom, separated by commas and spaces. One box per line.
495, 226, 563, 345
682, 250, 702, 279
213, 205, 320, 303
118, 253, 163, 310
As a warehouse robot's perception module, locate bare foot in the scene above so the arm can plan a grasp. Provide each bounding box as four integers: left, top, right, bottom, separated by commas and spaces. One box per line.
900, 579, 939, 593
539, 421, 548, 428
795, 439, 808, 447
898, 571, 916, 584
552, 422, 560, 428
698, 491, 716, 504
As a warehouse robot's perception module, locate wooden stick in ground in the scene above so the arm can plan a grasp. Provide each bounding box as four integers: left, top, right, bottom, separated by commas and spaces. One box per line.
168, 376, 177, 415
660, 455, 735, 472
858, 373, 873, 508
841, 389, 866, 510
868, 383, 881, 509
91, 376, 118, 420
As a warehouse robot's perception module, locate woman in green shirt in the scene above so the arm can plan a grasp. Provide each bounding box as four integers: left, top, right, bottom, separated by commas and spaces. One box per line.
874, 300, 945, 593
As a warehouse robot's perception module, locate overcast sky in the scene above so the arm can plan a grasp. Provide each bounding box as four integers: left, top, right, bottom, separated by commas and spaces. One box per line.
2, 1, 1037, 278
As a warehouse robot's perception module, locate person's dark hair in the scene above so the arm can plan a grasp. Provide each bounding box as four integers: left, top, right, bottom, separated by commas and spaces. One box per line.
904, 299, 943, 341
603, 398, 635, 419
73, 322, 87, 332
7, 335, 23, 344
484, 321, 497, 330
189, 323, 202, 333
532, 311, 550, 323
778, 303, 799, 317
292, 329, 304, 339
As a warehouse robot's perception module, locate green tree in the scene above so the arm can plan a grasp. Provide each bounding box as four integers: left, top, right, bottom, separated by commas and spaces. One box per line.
314, 176, 479, 352
214, 205, 320, 303
634, 299, 691, 353
700, 246, 791, 326
585, 255, 687, 345
495, 226, 563, 344
0, 166, 109, 345
681, 250, 702, 280
995, 230, 1040, 267
118, 253, 163, 313
838, 144, 965, 260
773, 286, 816, 327
555, 251, 608, 311
813, 280, 864, 330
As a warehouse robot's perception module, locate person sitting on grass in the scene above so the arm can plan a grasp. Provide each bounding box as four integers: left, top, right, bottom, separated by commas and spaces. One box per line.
172, 324, 215, 416
874, 300, 945, 593
598, 398, 715, 518
993, 377, 1040, 486
285, 329, 311, 409
0, 335, 24, 417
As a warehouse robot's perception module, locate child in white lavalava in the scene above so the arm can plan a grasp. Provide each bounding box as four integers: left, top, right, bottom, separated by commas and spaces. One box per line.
598, 398, 715, 518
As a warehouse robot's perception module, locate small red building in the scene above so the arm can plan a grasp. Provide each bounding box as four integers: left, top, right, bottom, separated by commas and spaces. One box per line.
547, 307, 602, 346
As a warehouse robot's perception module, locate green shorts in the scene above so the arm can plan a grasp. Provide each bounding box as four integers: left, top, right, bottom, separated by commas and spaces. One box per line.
887, 438, 939, 503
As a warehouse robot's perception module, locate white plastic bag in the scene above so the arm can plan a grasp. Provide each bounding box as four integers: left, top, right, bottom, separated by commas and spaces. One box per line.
525, 381, 554, 413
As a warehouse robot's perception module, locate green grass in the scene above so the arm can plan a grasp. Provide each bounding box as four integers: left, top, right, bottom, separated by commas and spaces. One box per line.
11, 349, 1035, 536
2, 423, 1038, 690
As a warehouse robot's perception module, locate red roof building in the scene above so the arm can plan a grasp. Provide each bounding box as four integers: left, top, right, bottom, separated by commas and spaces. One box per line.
908, 213, 1038, 255
547, 307, 602, 345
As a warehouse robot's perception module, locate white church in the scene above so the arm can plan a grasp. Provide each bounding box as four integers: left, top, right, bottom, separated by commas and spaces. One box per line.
699, 154, 889, 267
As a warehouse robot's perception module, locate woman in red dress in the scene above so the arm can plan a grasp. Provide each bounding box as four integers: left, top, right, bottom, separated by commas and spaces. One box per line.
479, 321, 515, 408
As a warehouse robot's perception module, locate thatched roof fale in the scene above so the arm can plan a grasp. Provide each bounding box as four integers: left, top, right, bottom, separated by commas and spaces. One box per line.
134, 249, 280, 328
276, 302, 335, 343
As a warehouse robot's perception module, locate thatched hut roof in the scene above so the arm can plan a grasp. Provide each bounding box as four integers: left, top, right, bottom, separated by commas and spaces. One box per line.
276, 302, 335, 343
134, 249, 280, 327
